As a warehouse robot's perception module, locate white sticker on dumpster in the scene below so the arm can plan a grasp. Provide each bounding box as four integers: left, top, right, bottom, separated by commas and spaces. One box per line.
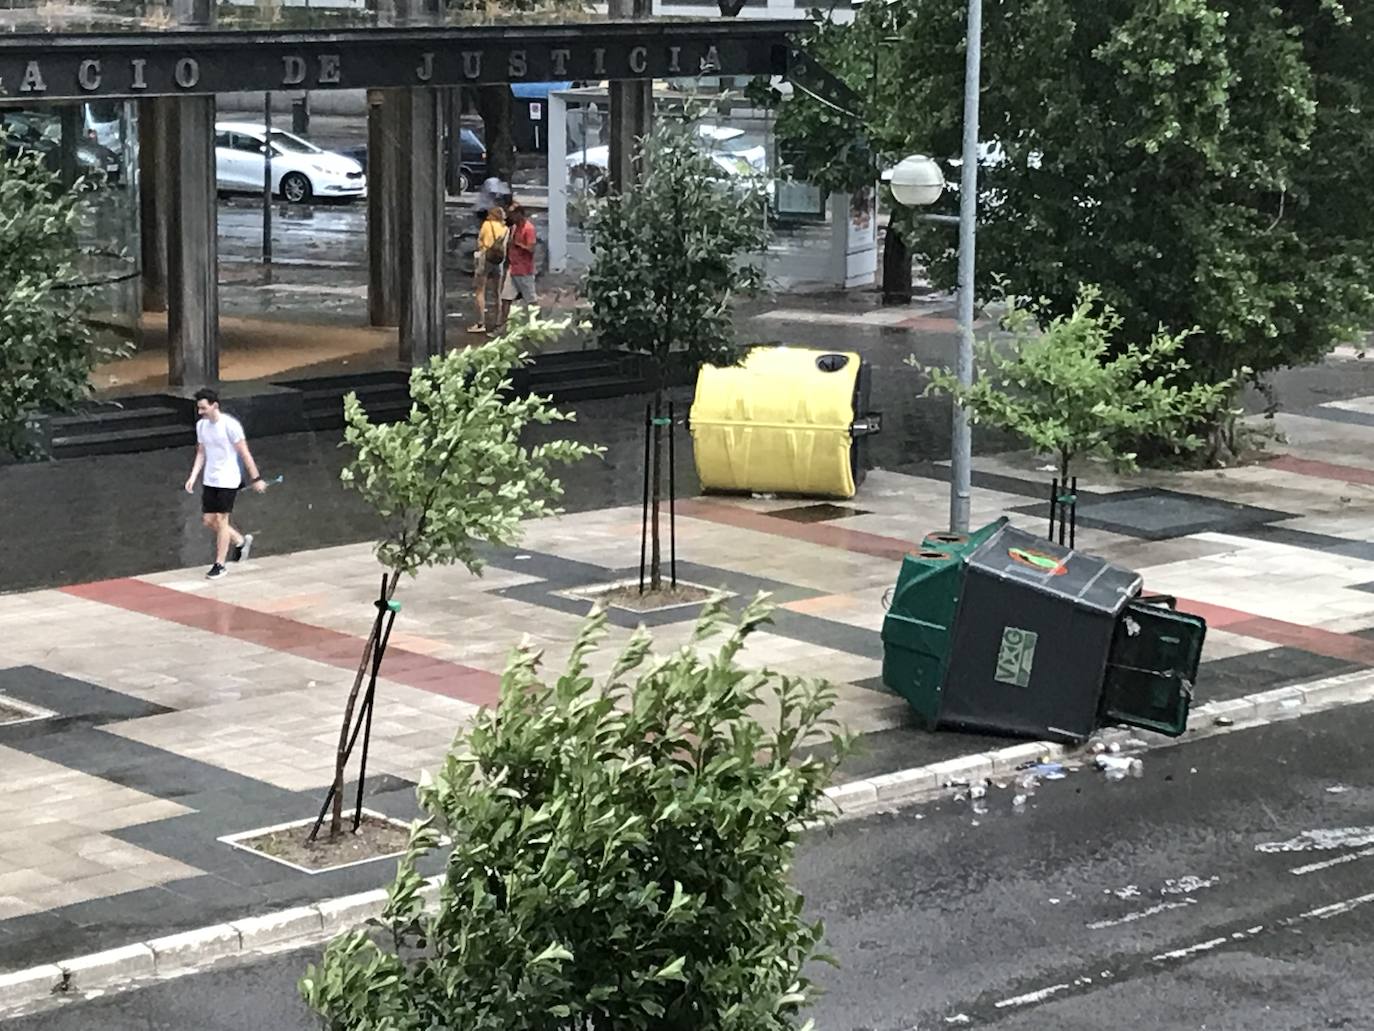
996, 627, 1038, 687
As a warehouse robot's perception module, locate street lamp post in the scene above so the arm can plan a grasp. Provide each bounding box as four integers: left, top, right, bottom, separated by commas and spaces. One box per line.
884, 0, 981, 535
951, 0, 982, 535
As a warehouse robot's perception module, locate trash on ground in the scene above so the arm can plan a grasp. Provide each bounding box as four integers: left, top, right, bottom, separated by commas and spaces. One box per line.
1326, 785, 1351, 795
1096, 754, 1144, 781
1161, 875, 1220, 895
1021, 761, 1068, 780
1214, 715, 1235, 727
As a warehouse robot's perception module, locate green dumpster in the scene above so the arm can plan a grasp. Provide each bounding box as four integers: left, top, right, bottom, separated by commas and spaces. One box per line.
881, 520, 1207, 742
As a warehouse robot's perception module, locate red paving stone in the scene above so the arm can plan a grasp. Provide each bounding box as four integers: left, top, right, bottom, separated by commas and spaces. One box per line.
62, 578, 502, 707
681, 498, 1374, 668
1264, 454, 1374, 488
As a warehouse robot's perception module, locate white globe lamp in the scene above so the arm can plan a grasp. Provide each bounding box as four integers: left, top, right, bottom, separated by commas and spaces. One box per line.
885, 154, 945, 208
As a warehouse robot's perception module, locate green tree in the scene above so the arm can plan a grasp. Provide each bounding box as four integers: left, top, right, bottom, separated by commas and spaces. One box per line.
302, 595, 848, 1031
0, 144, 96, 458
318, 310, 600, 839
582, 109, 770, 591
778, 0, 1374, 437
919, 286, 1239, 483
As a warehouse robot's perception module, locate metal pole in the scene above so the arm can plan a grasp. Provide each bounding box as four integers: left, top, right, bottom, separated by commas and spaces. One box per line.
639, 403, 651, 594
949, 0, 981, 534
669, 400, 677, 589
262, 91, 273, 265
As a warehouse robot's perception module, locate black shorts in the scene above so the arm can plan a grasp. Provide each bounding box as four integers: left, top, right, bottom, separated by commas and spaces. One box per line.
202, 485, 238, 514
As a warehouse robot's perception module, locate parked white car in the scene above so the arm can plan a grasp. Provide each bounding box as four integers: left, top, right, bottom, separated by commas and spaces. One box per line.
567, 124, 768, 195
214, 122, 366, 203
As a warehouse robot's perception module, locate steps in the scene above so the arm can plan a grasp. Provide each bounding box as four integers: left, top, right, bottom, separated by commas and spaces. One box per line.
34, 349, 662, 461
48, 401, 190, 459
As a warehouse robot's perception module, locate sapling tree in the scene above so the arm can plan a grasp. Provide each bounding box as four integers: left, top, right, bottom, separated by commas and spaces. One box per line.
315, 309, 600, 841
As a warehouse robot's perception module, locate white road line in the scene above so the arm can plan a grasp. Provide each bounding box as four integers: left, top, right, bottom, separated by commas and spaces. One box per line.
1087, 898, 1197, 930
1291, 847, 1374, 877
1153, 936, 1229, 962
1301, 891, 1374, 921
994, 983, 1071, 1010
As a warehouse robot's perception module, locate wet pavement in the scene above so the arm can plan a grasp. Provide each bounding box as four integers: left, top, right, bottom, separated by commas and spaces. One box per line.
7, 301, 1374, 595
8, 698, 1374, 1031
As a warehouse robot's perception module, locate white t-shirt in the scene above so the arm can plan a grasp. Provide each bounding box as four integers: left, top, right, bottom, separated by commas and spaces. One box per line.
197, 414, 245, 488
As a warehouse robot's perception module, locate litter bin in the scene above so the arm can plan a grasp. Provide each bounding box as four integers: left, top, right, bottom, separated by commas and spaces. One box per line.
690, 346, 881, 499
881, 521, 1206, 742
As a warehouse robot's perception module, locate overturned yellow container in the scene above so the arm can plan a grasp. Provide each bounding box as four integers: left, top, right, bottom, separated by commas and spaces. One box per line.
690, 346, 880, 499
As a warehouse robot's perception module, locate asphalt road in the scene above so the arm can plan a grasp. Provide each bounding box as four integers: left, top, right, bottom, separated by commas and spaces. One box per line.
7, 700, 1371, 1031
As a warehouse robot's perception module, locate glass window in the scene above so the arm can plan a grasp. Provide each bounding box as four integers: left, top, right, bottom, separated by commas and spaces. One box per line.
214, 131, 232, 149
267, 130, 320, 154
230, 133, 264, 153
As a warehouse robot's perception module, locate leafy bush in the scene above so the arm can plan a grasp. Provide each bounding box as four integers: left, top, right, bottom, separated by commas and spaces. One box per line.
302, 596, 848, 1031
918, 286, 1240, 481
0, 144, 95, 458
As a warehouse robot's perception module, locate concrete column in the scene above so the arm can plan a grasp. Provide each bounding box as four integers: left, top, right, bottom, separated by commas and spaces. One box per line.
138, 98, 170, 313
397, 87, 446, 364
166, 96, 220, 387
607, 0, 652, 192
366, 89, 402, 328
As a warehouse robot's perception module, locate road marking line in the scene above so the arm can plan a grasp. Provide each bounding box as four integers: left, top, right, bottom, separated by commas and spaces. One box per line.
1153, 936, 1229, 962
1290, 846, 1374, 876
994, 983, 1071, 1009
1087, 898, 1197, 930
1301, 890, 1374, 921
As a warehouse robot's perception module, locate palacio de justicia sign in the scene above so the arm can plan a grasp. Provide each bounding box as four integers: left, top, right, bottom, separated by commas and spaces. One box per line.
0, 21, 803, 99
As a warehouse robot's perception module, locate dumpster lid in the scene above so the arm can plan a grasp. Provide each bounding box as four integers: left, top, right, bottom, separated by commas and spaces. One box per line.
967, 524, 1141, 617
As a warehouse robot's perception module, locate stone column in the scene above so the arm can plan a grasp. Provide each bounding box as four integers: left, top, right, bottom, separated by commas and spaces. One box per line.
166, 96, 220, 386
397, 88, 446, 364
607, 0, 652, 192
366, 89, 403, 328
138, 98, 170, 313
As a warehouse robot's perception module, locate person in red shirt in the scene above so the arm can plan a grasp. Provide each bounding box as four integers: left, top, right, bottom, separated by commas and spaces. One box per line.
499, 204, 538, 327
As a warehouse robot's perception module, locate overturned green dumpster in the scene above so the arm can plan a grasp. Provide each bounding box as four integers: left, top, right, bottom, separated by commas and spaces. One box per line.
881, 518, 1206, 743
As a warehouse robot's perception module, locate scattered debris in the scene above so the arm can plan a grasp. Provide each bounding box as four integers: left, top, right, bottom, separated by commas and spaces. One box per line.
514, 554, 532, 561
1326, 785, 1352, 795
944, 1015, 972, 1026
1108, 741, 1122, 754
1096, 755, 1144, 781
1161, 875, 1220, 896
1025, 762, 1068, 780
1214, 715, 1235, 727
1112, 885, 1142, 900
1049, 897, 1061, 905
1125, 738, 1149, 749
1012, 793, 1030, 810
969, 784, 987, 800
1124, 616, 1141, 637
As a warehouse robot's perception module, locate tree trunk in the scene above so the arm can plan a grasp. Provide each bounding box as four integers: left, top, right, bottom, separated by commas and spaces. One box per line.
477, 85, 515, 184
650, 389, 664, 591
326, 569, 401, 839
881, 222, 913, 305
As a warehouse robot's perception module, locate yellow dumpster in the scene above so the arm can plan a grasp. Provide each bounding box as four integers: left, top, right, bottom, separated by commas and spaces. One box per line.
690, 346, 880, 499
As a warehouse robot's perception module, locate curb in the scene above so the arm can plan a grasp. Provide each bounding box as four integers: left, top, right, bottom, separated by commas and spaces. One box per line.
0, 877, 442, 1017
3, 667, 1373, 1016
819, 667, 1374, 822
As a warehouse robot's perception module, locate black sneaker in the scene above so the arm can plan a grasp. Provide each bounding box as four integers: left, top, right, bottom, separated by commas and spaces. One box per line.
206, 563, 228, 580
232, 534, 254, 563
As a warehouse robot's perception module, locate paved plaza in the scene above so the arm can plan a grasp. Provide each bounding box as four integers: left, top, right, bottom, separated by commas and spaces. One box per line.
5, 372, 1374, 973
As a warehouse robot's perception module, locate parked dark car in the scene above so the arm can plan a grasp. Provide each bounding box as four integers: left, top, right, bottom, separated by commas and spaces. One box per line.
341, 126, 488, 193
1, 110, 122, 184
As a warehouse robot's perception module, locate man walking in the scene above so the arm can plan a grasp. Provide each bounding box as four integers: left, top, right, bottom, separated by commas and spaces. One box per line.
499, 204, 538, 327
184, 388, 266, 580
